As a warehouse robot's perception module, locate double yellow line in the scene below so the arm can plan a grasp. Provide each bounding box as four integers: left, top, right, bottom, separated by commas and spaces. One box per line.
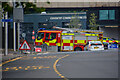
53, 54, 69, 80
0, 57, 23, 67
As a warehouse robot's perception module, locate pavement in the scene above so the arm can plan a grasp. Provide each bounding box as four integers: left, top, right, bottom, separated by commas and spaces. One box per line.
0, 51, 28, 63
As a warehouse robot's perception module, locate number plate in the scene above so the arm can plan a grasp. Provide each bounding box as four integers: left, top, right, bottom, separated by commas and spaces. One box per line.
94, 47, 99, 49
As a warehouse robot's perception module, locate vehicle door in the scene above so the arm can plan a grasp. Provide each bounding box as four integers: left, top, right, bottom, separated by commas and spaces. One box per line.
45, 32, 57, 46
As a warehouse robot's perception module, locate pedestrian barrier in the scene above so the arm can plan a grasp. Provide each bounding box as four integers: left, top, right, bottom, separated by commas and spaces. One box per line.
35, 44, 58, 52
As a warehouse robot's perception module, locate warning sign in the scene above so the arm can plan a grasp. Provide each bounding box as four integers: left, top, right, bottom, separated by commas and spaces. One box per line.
19, 40, 31, 50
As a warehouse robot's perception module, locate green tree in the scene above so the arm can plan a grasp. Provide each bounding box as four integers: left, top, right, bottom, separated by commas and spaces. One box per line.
89, 13, 99, 30
2, 2, 50, 14
2, 2, 13, 14
69, 13, 82, 29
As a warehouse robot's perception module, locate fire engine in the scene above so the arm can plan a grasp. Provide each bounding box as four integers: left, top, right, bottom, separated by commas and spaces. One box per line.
34, 27, 103, 52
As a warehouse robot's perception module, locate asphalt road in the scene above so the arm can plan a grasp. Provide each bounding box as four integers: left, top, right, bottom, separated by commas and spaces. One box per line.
2, 49, 118, 79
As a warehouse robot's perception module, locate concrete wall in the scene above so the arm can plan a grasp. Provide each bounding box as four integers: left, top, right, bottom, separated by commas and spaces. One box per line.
99, 27, 119, 40
35, 2, 119, 8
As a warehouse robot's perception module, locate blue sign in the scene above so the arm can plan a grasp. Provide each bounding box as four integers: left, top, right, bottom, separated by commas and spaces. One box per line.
1, 19, 13, 22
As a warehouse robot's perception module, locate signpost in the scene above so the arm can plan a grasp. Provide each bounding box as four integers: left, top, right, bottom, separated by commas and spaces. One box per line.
5, 12, 8, 56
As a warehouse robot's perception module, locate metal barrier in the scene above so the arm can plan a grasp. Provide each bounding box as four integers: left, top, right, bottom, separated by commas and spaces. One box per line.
37, 45, 58, 52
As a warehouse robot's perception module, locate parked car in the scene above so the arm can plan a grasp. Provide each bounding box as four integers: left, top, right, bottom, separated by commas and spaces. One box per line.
84, 41, 104, 51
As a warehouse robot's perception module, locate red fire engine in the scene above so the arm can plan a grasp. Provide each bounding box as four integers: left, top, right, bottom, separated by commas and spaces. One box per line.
35, 28, 103, 52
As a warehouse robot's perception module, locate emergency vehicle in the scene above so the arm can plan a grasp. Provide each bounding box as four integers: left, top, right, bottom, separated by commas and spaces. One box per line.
35, 28, 103, 51
103, 37, 120, 44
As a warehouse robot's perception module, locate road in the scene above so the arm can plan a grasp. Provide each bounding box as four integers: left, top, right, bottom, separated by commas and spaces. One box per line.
2, 49, 118, 79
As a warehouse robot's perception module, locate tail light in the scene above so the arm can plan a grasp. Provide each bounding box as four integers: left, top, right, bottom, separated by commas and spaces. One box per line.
102, 44, 104, 47
89, 44, 91, 48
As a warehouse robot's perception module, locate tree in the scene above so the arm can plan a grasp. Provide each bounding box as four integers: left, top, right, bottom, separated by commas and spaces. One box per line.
69, 13, 82, 29
89, 13, 99, 30
2, 2, 50, 14
2, 2, 13, 14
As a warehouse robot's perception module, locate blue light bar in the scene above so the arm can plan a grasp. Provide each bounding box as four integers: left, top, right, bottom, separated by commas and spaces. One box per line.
39, 28, 46, 30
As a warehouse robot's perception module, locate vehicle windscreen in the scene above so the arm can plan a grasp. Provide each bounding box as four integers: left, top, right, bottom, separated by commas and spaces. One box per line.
37, 32, 44, 40
91, 43, 102, 46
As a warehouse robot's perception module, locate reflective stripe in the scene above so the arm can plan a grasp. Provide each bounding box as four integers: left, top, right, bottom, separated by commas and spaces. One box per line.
63, 40, 70, 43
62, 43, 63, 46
103, 40, 106, 42
56, 43, 61, 46
91, 34, 95, 36
85, 34, 98, 36
62, 33, 74, 35
45, 42, 49, 46
35, 39, 43, 43
109, 40, 112, 43
77, 40, 85, 43
70, 43, 73, 46
85, 34, 91, 36
49, 39, 56, 43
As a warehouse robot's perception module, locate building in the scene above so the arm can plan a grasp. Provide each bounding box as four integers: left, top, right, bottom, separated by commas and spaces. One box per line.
21, 12, 87, 42
21, 2, 120, 40
2, 1, 120, 49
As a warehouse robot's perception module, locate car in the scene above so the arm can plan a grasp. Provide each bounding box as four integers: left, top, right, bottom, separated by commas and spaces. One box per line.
84, 41, 104, 51
103, 37, 120, 44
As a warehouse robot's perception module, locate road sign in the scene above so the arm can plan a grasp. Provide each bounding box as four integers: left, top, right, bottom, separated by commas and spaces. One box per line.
22, 33, 26, 37
2, 19, 13, 22
19, 40, 31, 50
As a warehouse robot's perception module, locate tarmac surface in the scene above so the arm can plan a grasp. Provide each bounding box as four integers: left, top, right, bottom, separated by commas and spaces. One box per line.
1, 49, 119, 80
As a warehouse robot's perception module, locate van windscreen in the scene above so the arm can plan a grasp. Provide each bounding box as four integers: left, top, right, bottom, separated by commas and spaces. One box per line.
37, 32, 44, 40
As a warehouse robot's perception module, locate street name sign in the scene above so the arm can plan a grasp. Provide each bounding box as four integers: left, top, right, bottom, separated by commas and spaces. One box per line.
2, 19, 13, 22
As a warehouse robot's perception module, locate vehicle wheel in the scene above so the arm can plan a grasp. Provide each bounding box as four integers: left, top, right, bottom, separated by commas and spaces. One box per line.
74, 47, 82, 51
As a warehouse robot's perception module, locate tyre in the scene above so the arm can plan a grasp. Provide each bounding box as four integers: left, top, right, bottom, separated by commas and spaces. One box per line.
74, 47, 82, 51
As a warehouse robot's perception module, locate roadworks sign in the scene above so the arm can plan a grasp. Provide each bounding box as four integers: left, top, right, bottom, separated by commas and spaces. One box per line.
19, 40, 31, 50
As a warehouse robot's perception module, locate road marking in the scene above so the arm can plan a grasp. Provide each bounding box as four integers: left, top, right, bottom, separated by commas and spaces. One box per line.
19, 67, 22, 69
33, 56, 57, 59
53, 55, 69, 80
0, 57, 23, 67
2, 66, 50, 72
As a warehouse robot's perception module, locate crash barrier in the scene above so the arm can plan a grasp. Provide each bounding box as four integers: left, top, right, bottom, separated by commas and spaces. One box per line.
35, 44, 58, 52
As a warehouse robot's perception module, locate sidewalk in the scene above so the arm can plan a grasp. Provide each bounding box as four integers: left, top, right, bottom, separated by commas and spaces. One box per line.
0, 51, 24, 63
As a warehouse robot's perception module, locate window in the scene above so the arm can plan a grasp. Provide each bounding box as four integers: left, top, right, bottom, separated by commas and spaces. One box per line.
50, 33, 56, 39
37, 32, 44, 40
99, 10, 115, 20
62, 22, 70, 28
45, 33, 49, 40
109, 10, 115, 20
45, 33, 57, 40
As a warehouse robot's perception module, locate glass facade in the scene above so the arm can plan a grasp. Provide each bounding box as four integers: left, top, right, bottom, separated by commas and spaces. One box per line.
20, 23, 33, 42
99, 10, 115, 20
109, 10, 115, 20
